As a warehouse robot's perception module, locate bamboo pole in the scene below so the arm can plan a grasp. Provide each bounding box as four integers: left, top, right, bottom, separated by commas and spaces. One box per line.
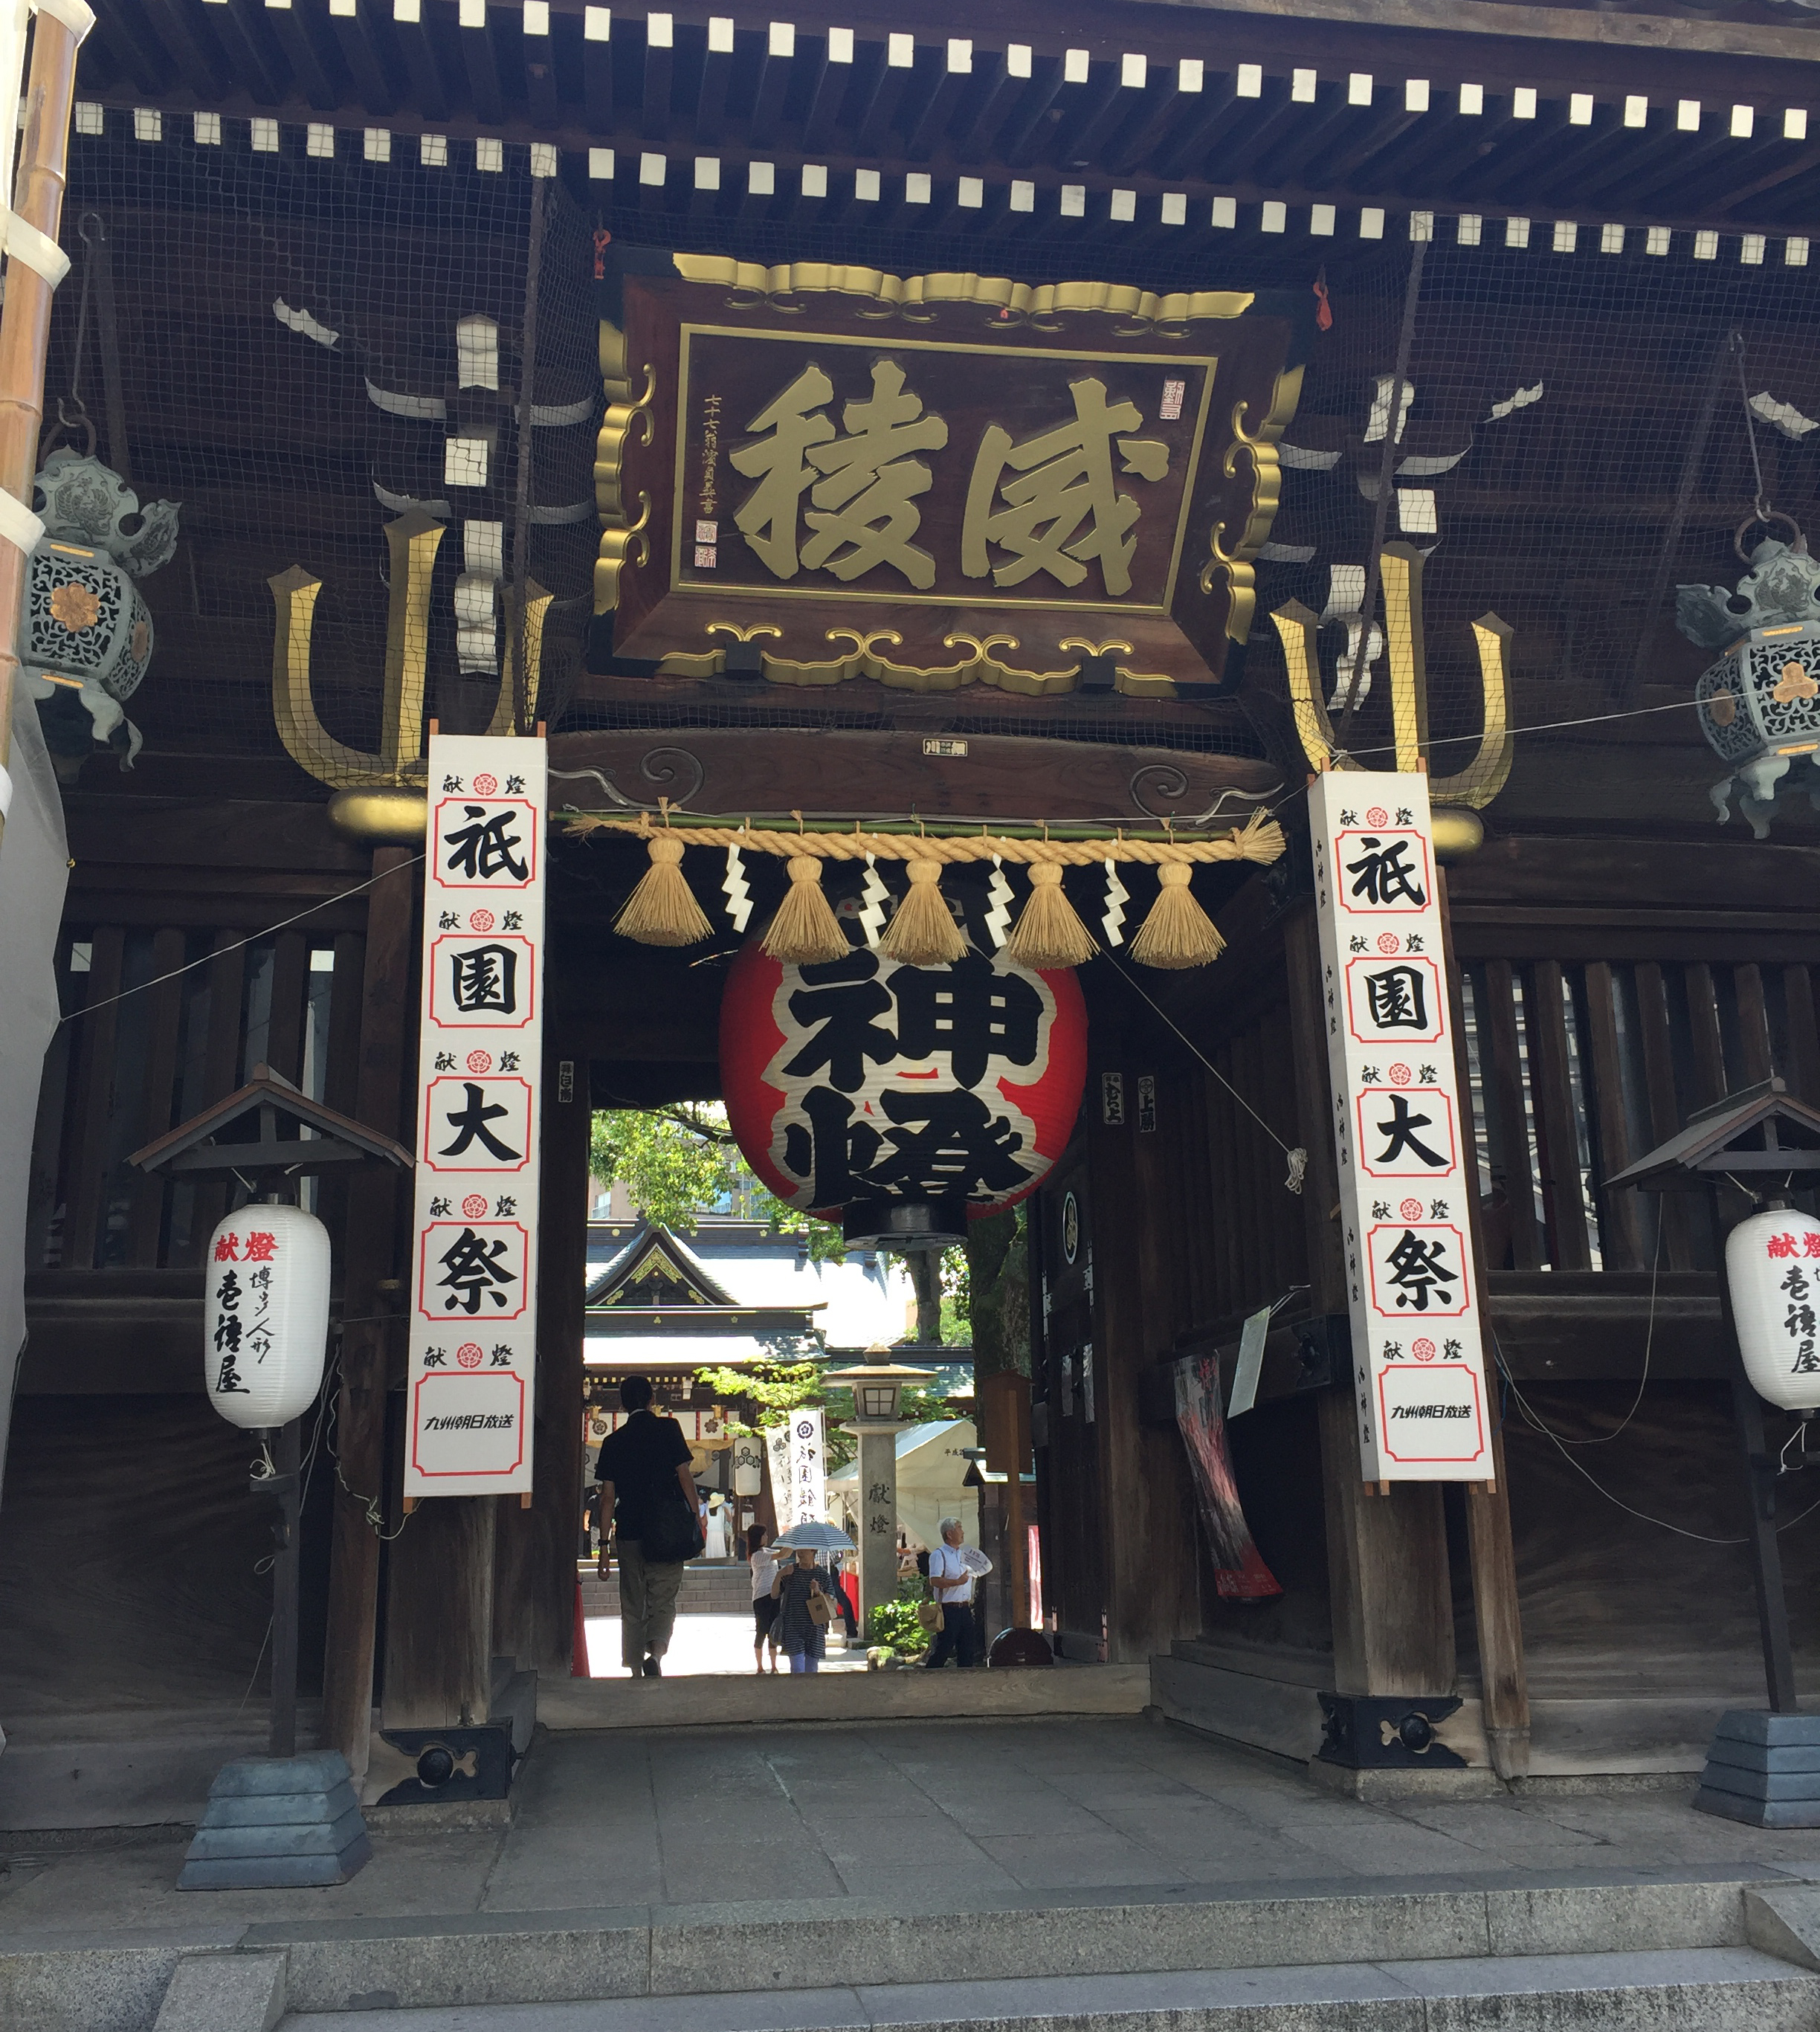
0, 2, 90, 833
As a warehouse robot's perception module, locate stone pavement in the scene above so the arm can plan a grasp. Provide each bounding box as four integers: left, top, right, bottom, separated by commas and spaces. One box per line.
5, 1716, 1820, 1928
581, 1613, 868, 1678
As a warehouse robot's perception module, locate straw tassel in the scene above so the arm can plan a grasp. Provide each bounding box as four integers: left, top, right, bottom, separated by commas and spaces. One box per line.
762, 856, 850, 965
614, 833, 713, 946
1004, 862, 1098, 970
879, 858, 967, 965
1129, 861, 1224, 970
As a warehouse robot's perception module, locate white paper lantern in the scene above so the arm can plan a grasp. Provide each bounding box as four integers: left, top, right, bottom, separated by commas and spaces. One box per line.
732, 1436, 764, 1496
202, 1204, 332, 1430
1726, 1207, 1820, 1411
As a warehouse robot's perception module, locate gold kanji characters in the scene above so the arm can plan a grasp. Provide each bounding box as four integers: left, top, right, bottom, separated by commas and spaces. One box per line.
731, 359, 947, 587
961, 376, 1169, 598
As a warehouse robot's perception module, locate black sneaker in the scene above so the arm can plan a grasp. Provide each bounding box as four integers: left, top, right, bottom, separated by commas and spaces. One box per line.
642, 1656, 662, 1677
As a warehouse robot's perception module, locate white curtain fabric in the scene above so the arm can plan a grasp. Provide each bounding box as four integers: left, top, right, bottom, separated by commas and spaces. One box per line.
0, 687, 68, 1525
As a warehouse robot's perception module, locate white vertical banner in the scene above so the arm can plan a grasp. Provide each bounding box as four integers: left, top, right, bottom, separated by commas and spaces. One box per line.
786, 1407, 825, 1532
764, 1422, 792, 1522
405, 733, 546, 1497
1308, 771, 1492, 1483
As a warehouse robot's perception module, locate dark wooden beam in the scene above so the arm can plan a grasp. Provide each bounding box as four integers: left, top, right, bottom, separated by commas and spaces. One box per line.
137, 0, 229, 100
460, 8, 505, 129
798, 30, 852, 151
390, 8, 451, 123
190, 0, 288, 110
950, 49, 1027, 161
690, 16, 734, 144
326, 2, 401, 118
261, 3, 344, 114
639, 13, 672, 143
581, 7, 613, 131
903, 48, 972, 164
743, 21, 796, 148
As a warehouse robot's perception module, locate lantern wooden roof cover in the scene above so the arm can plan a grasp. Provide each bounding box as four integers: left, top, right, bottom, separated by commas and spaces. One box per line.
129, 1064, 415, 1180
1605, 1077, 1820, 1193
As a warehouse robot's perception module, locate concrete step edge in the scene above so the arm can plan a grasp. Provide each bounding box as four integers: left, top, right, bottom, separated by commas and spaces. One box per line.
0, 1878, 1790, 2027
269, 1949, 1820, 2030
246, 1876, 1768, 2013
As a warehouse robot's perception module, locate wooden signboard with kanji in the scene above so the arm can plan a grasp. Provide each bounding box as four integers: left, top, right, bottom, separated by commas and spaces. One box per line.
591, 255, 1309, 700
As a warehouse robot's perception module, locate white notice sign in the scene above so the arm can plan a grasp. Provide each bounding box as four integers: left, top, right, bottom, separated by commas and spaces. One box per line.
1308, 771, 1492, 1483
405, 733, 546, 1496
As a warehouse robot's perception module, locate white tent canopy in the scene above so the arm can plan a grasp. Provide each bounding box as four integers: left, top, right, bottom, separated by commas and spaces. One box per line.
827, 1417, 978, 1555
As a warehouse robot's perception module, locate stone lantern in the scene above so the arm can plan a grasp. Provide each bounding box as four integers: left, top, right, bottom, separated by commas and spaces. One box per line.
824, 1349, 932, 1624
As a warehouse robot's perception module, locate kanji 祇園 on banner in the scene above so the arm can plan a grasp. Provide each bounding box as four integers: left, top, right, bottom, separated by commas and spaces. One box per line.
1308, 771, 1493, 1483
406, 734, 546, 1496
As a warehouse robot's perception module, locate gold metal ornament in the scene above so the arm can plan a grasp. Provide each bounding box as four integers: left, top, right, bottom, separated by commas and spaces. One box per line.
268, 507, 552, 839
1271, 541, 1511, 828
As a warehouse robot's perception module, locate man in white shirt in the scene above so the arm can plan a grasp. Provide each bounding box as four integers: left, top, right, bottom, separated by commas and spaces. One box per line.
924, 1516, 991, 1669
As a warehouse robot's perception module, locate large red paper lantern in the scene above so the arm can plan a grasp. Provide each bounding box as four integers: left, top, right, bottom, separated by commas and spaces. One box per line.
720, 944, 1088, 1249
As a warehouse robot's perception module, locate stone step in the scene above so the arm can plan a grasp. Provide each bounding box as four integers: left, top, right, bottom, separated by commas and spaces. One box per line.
274, 1949, 1817, 2030
10, 1870, 1820, 2031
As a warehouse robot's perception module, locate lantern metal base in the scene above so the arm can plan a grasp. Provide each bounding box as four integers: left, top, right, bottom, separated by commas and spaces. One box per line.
842, 1196, 969, 1251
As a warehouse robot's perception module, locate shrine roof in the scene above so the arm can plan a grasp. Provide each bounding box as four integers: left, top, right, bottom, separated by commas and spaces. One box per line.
71, 0, 1820, 239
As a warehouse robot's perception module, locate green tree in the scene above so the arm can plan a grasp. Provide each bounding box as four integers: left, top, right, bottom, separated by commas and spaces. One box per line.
963, 1204, 1029, 1378
590, 1103, 845, 1259
695, 1355, 854, 1471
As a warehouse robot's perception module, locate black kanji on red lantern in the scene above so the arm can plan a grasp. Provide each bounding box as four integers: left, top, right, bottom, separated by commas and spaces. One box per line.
782, 950, 1044, 1092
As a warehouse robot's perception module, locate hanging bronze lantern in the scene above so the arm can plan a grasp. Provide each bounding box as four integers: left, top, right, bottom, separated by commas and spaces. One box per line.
1679, 517, 1820, 838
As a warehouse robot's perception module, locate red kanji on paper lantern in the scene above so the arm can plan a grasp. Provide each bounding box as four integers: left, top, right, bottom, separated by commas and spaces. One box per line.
720, 943, 1088, 1249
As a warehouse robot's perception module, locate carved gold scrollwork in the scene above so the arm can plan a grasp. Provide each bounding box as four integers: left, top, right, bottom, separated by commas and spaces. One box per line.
593, 491, 651, 618
706, 621, 784, 643
594, 330, 657, 616
668, 257, 1256, 336
1199, 522, 1256, 647
1199, 366, 1303, 645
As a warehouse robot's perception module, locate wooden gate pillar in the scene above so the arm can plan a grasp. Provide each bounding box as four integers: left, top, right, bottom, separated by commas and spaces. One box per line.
492, 1036, 590, 1671
1285, 904, 1456, 1699
381, 1494, 497, 1729
320, 846, 418, 1773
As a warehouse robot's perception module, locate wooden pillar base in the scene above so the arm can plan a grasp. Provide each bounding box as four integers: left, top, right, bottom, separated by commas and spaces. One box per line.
382, 1494, 497, 1731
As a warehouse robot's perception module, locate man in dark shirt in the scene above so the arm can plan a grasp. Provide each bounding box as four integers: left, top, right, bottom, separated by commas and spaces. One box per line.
593, 1375, 698, 1677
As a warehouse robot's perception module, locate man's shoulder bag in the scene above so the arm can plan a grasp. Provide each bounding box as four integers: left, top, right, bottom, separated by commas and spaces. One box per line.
914, 1581, 943, 1633
640, 1489, 704, 1565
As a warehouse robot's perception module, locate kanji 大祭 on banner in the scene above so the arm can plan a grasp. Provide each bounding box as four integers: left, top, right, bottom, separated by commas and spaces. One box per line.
1309, 773, 1493, 1484
406, 735, 547, 1496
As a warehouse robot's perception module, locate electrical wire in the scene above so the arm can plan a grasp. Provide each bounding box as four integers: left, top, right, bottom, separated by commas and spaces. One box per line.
1517, 1220, 1661, 1449
1491, 1326, 1820, 1545
57, 853, 425, 1028
1103, 953, 1300, 1162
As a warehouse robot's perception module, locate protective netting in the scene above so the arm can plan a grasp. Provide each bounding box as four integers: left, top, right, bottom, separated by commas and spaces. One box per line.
1241, 233, 1820, 837
45, 129, 599, 786
46, 122, 1820, 836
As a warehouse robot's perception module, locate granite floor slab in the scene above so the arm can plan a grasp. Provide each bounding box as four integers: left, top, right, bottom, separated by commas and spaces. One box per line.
7, 1717, 1820, 1944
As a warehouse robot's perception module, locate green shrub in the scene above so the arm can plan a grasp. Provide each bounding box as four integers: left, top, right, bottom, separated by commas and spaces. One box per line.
865, 1598, 929, 1654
